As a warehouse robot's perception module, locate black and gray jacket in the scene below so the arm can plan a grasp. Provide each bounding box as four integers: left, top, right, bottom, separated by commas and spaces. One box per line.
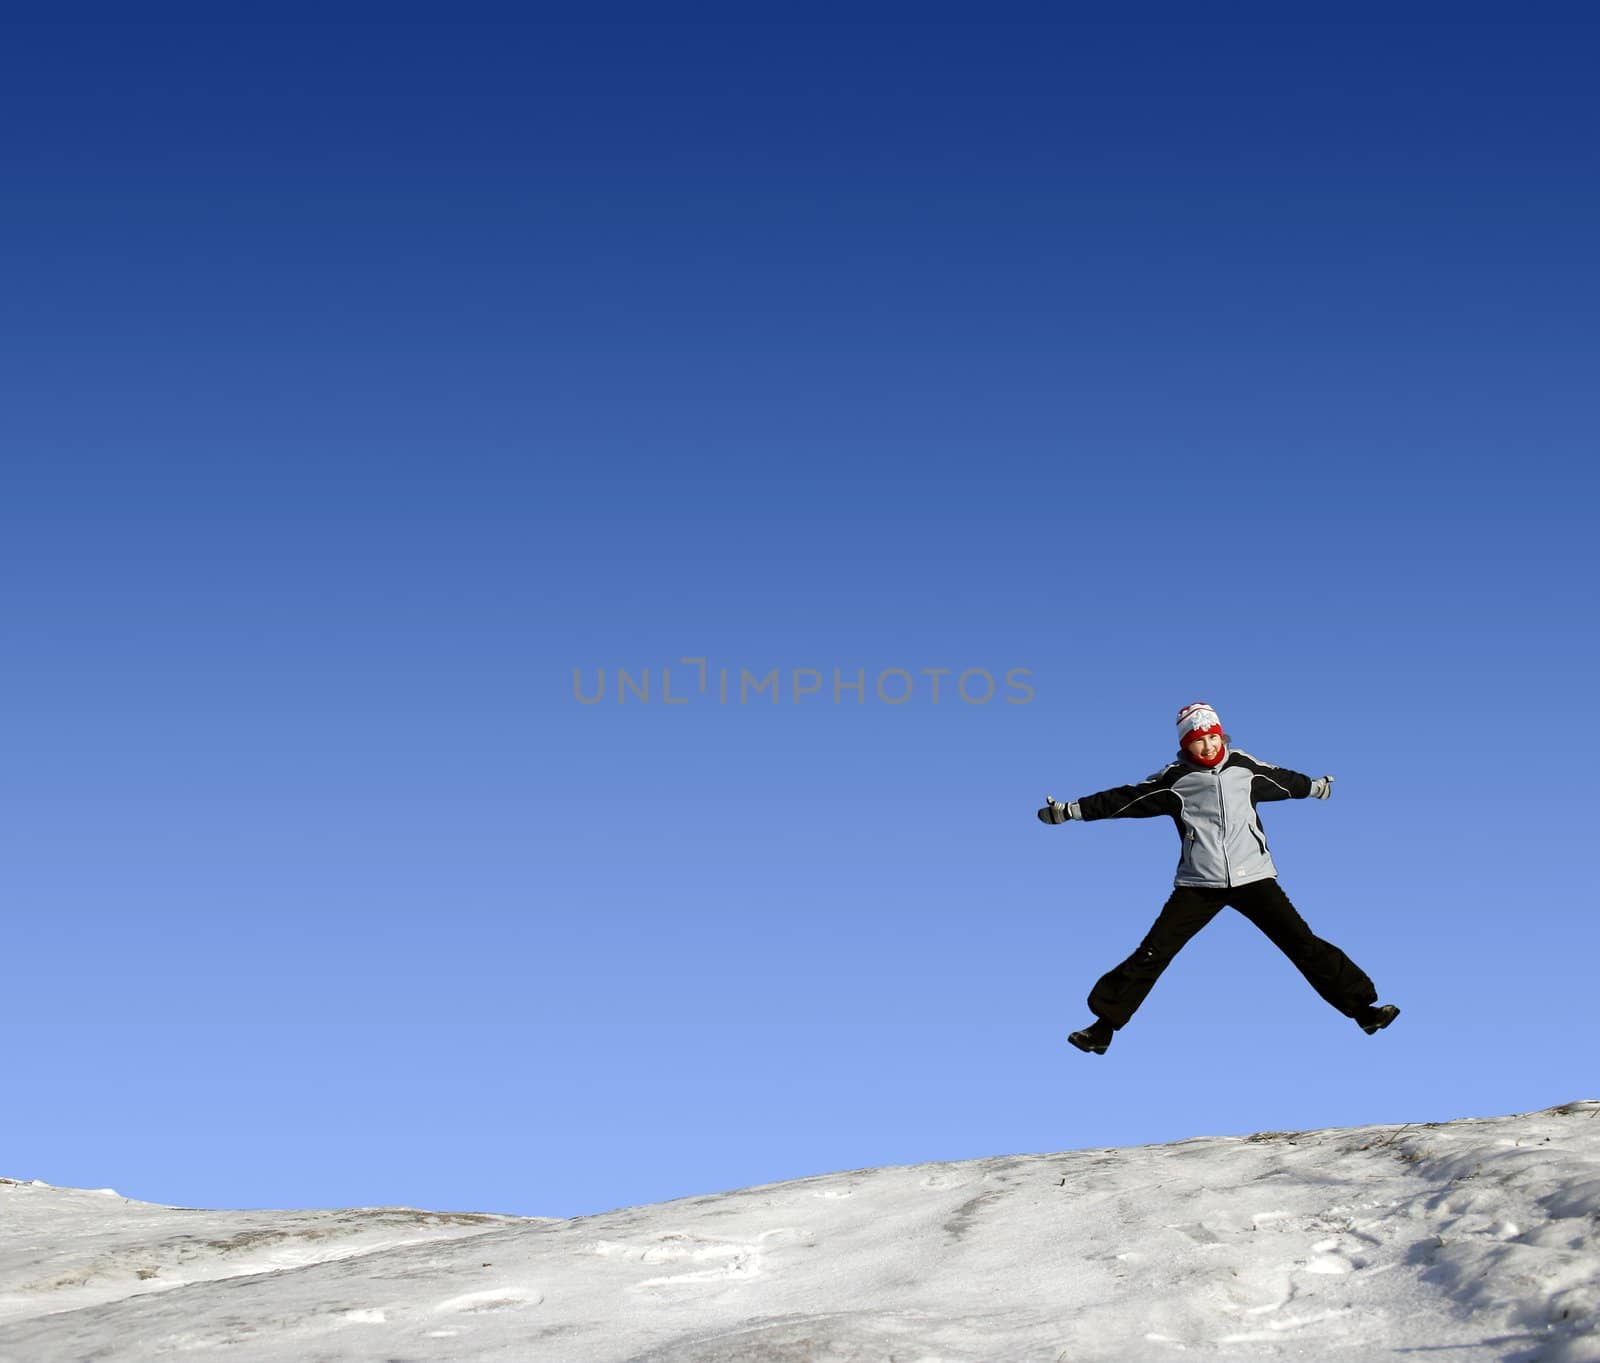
1066, 750, 1317, 888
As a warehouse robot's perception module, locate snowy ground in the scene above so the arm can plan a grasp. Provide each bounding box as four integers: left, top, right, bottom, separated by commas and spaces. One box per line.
3, 1102, 1598, 1363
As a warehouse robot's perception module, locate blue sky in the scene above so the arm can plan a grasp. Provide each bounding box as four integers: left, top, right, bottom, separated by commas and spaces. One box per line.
4, 15, 1597, 1218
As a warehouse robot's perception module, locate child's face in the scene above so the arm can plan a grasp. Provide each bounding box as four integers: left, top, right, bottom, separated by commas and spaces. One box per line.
1185, 731, 1224, 761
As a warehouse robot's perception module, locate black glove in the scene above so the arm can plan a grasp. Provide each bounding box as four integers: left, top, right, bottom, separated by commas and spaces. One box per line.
1037, 796, 1070, 825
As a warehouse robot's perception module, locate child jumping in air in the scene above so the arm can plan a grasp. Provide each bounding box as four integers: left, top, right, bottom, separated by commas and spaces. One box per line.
1037, 702, 1400, 1055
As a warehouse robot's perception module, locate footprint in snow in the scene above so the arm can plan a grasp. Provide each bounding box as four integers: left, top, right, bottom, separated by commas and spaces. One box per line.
919, 1172, 972, 1190
1302, 1237, 1365, 1274
435, 1287, 542, 1313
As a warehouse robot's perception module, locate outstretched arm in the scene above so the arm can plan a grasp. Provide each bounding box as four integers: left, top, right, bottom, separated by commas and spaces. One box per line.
1038, 766, 1182, 823
1076, 772, 1183, 820
1242, 756, 1333, 803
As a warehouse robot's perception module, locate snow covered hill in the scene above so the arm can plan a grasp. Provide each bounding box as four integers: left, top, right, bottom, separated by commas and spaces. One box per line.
3, 1102, 1598, 1362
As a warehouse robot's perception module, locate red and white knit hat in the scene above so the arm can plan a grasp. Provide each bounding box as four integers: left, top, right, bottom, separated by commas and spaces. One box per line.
1176, 701, 1223, 745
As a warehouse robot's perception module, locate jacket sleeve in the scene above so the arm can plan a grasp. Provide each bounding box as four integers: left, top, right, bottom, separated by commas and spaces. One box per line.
1247, 760, 1314, 803
1072, 768, 1181, 821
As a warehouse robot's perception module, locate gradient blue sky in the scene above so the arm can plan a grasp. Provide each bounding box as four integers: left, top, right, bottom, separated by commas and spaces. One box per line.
5, 15, 1597, 1218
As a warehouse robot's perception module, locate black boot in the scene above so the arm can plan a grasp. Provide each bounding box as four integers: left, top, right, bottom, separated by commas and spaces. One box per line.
1357, 1003, 1401, 1035
1069, 1018, 1115, 1055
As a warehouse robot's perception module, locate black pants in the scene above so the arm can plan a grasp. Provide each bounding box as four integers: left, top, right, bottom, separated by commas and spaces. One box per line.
1087, 878, 1378, 1029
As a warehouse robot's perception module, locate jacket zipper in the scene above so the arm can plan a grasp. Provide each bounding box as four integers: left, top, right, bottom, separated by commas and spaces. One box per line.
1216, 765, 1232, 886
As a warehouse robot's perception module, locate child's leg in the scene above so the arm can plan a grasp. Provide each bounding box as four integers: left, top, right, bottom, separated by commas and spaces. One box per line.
1087, 886, 1227, 1029
1229, 878, 1379, 1018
